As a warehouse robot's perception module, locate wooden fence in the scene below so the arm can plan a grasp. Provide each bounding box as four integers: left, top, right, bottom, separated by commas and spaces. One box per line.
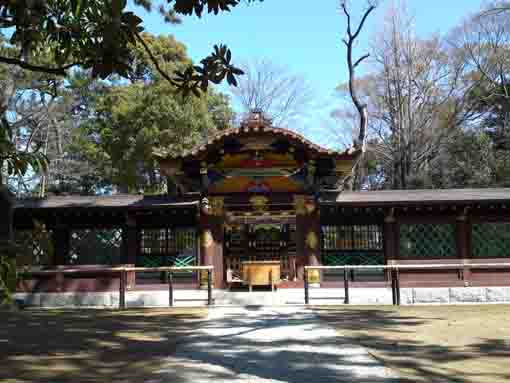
304, 263, 510, 305
18, 266, 214, 309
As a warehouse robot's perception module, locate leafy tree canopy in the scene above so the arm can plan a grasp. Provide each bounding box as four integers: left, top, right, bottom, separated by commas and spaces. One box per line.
0, 0, 262, 95
71, 33, 233, 193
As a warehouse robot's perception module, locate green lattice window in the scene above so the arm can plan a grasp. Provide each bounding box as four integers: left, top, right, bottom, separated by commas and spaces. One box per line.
68, 229, 122, 265
472, 223, 510, 258
14, 229, 53, 266
322, 252, 385, 266
400, 224, 456, 258
321, 225, 383, 266
322, 225, 382, 251
138, 227, 197, 268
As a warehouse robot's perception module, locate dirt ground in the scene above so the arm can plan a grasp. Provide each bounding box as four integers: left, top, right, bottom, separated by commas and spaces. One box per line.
316, 305, 510, 383
0, 308, 207, 382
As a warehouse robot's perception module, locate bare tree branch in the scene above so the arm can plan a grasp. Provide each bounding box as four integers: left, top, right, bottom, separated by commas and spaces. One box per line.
0, 56, 81, 76
230, 58, 314, 126
341, 1, 377, 150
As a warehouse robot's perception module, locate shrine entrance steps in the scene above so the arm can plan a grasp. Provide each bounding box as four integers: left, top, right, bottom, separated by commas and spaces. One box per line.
214, 289, 294, 306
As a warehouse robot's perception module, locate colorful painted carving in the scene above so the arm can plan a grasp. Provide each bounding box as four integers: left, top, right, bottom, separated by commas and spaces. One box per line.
245, 181, 272, 193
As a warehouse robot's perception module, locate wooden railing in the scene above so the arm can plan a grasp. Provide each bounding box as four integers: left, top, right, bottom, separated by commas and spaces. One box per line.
304, 263, 510, 306
18, 266, 214, 309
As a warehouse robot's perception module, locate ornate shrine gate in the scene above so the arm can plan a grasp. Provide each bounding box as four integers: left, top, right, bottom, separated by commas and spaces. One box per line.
158, 111, 359, 287
224, 223, 297, 282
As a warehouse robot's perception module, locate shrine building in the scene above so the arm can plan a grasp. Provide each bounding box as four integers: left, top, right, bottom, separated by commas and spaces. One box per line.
10, 112, 510, 306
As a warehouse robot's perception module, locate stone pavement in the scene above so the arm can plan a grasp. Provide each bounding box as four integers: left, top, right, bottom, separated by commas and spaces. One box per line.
152, 306, 401, 382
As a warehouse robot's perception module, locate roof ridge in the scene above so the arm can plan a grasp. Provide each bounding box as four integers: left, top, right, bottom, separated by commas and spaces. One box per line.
171, 124, 350, 160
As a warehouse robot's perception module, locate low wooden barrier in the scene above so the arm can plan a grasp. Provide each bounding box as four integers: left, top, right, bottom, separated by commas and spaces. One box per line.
18, 266, 214, 309
304, 263, 510, 306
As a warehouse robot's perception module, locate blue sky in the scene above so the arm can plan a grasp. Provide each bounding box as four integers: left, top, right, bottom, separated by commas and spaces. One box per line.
133, 0, 485, 145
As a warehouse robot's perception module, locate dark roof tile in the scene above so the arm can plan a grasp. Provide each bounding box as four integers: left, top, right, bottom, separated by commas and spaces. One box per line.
321, 188, 510, 206
15, 194, 199, 210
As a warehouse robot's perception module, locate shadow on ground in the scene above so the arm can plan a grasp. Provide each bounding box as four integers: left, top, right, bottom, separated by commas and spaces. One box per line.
0, 308, 205, 382
315, 306, 510, 383
2, 305, 509, 382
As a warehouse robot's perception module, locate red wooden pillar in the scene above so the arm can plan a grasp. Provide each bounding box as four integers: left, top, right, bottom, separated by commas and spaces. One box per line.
0, 187, 13, 242
457, 209, 471, 285
199, 197, 225, 289
295, 213, 306, 280
294, 196, 306, 280
384, 209, 398, 283
384, 210, 398, 262
295, 195, 321, 284
53, 223, 70, 266
0, 187, 16, 292
305, 200, 321, 285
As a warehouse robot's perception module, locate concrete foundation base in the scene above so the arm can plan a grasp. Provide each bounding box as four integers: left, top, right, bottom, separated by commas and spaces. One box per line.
13, 286, 510, 308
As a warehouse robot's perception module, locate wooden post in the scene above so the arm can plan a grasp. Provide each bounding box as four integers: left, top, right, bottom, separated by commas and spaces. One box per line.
304, 268, 309, 305
395, 268, 401, 306
119, 270, 126, 310
391, 268, 397, 305
168, 271, 174, 307
344, 268, 350, 304
207, 269, 212, 306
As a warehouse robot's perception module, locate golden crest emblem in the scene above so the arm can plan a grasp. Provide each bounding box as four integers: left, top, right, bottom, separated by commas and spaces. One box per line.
250, 195, 269, 213
306, 231, 318, 250
209, 197, 224, 216
294, 195, 306, 216
202, 230, 214, 249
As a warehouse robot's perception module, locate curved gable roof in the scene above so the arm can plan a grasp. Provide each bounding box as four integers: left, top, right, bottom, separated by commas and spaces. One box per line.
159, 113, 359, 161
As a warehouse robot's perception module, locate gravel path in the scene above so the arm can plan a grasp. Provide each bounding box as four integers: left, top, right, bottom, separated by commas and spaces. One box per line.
153, 306, 401, 382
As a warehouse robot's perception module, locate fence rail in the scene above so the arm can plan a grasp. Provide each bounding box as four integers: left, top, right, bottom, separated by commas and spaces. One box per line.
304, 263, 510, 305
18, 266, 214, 309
